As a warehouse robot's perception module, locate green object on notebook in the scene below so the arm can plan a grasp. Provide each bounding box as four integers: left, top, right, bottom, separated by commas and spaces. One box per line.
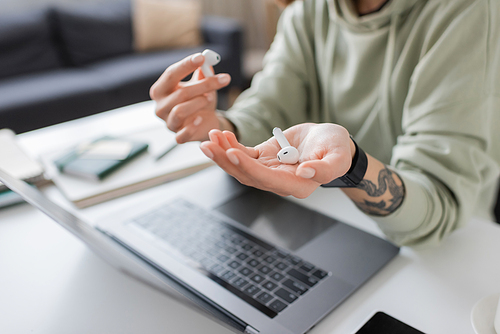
54, 136, 149, 181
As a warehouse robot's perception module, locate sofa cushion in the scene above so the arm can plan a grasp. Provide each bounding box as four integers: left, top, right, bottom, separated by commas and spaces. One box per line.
52, 1, 133, 66
0, 70, 112, 133
0, 9, 62, 80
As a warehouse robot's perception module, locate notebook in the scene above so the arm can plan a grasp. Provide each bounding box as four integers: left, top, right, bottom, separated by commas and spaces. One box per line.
40, 125, 213, 208
0, 166, 400, 334
53, 136, 149, 181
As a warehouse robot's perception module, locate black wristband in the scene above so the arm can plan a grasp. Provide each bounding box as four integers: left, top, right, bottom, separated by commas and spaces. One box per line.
321, 137, 368, 188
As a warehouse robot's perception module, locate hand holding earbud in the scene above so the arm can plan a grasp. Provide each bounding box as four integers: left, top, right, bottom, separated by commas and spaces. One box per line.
200, 49, 221, 78
149, 50, 231, 144
199, 123, 354, 199
273, 127, 299, 164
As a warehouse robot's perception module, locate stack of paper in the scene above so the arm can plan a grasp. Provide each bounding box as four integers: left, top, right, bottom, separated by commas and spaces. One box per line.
40, 125, 214, 208
0, 129, 50, 208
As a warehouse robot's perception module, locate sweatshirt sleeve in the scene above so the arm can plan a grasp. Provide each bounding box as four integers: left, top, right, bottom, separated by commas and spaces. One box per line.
371, 0, 500, 246
224, 1, 318, 146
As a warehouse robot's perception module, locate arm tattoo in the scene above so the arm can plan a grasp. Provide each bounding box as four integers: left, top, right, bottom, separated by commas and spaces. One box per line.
353, 167, 405, 216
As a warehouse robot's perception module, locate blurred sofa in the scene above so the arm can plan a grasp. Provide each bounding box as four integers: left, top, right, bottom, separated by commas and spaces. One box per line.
0, 1, 243, 134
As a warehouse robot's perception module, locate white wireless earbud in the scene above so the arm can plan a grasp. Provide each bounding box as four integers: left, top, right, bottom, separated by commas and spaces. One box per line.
273, 127, 299, 164
200, 49, 221, 78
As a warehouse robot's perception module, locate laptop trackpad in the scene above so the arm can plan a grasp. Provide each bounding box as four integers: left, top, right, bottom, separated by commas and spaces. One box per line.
214, 187, 337, 252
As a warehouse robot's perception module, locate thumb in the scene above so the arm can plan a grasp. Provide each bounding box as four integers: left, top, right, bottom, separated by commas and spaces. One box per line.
296, 151, 351, 184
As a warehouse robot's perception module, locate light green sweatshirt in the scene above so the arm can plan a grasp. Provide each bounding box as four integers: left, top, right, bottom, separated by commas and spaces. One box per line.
225, 0, 500, 246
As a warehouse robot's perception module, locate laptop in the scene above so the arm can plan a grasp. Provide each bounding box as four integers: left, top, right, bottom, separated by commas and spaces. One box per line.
0, 166, 399, 334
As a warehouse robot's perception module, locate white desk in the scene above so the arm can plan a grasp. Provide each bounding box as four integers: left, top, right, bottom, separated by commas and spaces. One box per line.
1, 102, 499, 334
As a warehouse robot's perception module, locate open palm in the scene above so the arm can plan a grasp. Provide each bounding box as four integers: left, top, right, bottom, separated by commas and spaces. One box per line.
200, 123, 354, 198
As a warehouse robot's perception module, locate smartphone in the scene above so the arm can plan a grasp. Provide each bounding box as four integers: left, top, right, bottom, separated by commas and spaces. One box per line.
355, 312, 425, 334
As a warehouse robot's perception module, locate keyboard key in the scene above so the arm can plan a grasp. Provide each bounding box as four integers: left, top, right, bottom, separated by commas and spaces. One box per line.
239, 267, 253, 276
252, 249, 264, 257
275, 262, 288, 271
217, 254, 230, 263
244, 285, 261, 296
286, 255, 302, 266
264, 256, 276, 264
225, 246, 238, 254
299, 262, 315, 272
258, 265, 272, 275
273, 249, 288, 258
236, 253, 249, 261
242, 243, 253, 251
269, 272, 285, 282
269, 299, 287, 313
262, 280, 278, 291
221, 271, 236, 282
250, 274, 265, 284
287, 269, 318, 287
233, 277, 249, 289
247, 259, 260, 267
275, 288, 298, 304
256, 292, 273, 304
312, 269, 328, 279
228, 261, 241, 269
282, 279, 308, 295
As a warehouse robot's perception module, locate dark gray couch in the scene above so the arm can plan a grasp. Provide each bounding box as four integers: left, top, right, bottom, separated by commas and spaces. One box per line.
0, 2, 243, 134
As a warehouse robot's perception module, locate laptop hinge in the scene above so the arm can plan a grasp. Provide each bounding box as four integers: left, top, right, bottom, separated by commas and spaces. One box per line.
244, 325, 259, 334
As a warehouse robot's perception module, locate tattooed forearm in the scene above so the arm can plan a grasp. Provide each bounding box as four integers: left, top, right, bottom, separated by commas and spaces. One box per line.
353, 167, 405, 216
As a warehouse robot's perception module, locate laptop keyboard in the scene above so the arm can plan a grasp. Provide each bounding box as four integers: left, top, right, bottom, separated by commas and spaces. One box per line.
130, 198, 330, 318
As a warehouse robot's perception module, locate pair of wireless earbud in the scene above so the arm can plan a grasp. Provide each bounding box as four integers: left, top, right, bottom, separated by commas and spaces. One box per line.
273, 127, 299, 164
198, 51, 298, 165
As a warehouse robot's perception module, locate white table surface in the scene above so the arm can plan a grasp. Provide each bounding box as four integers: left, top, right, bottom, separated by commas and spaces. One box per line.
1, 101, 499, 334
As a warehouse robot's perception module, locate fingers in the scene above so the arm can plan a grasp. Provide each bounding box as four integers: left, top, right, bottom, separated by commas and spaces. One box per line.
150, 53, 204, 99
166, 95, 212, 132
208, 129, 232, 150
223, 131, 260, 159
199, 141, 318, 198
175, 109, 219, 143
182, 73, 231, 97
209, 130, 260, 159
155, 74, 230, 120
150, 52, 231, 99
200, 141, 253, 184
225, 148, 317, 198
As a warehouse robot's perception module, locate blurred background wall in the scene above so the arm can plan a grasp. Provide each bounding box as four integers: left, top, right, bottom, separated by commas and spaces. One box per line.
2, 0, 282, 83
2, 0, 281, 50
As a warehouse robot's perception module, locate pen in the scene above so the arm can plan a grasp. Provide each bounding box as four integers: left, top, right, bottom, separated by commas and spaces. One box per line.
154, 142, 177, 161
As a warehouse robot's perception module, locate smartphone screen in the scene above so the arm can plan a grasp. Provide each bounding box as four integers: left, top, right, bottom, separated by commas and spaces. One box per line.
356, 312, 425, 334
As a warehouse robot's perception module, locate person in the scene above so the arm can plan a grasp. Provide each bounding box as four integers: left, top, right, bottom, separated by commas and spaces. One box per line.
149, 0, 500, 246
